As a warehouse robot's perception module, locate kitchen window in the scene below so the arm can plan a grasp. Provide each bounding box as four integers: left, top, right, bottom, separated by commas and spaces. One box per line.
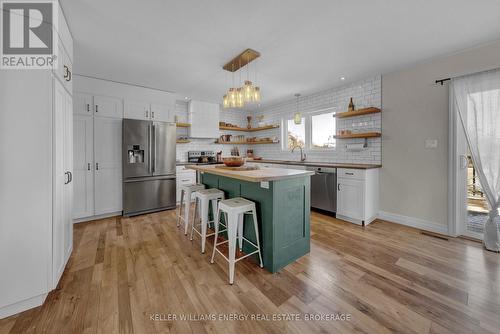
311, 111, 336, 148
285, 117, 306, 149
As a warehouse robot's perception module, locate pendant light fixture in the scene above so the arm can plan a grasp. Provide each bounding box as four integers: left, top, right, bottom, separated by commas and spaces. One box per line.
294, 93, 301, 124
243, 52, 255, 102
222, 49, 261, 109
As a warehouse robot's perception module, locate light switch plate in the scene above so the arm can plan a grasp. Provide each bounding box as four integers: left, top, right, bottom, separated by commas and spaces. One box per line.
260, 181, 269, 189
425, 139, 438, 149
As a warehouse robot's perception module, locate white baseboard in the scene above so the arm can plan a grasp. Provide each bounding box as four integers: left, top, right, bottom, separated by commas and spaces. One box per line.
73, 211, 122, 224
0, 293, 47, 319
378, 211, 449, 235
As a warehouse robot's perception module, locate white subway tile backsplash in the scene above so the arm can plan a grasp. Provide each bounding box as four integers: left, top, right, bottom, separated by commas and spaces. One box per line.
250, 76, 382, 164
175, 76, 382, 164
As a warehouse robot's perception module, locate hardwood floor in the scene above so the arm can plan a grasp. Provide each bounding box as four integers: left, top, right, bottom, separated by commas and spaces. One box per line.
1, 209, 499, 334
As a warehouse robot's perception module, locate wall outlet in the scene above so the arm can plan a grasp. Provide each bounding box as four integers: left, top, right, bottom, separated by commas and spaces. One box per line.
260, 181, 269, 189
425, 139, 438, 149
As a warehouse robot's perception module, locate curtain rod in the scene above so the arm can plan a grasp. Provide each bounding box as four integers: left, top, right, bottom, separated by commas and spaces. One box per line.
435, 78, 451, 85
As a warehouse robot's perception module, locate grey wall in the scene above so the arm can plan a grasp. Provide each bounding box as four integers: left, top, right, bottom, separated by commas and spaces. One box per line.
380, 40, 500, 231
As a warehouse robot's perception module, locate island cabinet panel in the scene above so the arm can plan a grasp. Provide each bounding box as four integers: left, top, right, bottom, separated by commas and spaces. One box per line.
272, 178, 310, 271
199, 173, 310, 273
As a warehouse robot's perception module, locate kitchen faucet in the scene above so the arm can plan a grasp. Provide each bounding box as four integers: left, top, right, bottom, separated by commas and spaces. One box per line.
292, 145, 307, 162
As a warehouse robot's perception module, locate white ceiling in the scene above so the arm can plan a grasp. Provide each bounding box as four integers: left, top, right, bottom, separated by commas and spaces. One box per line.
62, 0, 500, 109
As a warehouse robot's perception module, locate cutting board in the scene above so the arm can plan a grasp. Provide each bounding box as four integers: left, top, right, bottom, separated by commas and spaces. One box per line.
214, 165, 260, 171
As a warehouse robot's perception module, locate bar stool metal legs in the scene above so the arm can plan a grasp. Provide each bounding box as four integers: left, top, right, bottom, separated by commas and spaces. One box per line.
211, 197, 263, 284
177, 184, 205, 235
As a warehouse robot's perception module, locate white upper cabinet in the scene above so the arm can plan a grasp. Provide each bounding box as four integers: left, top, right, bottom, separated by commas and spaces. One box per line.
75, 93, 123, 118
124, 100, 150, 120
189, 100, 220, 138
150, 103, 174, 122
74, 93, 93, 116
125, 100, 174, 122
94, 95, 123, 118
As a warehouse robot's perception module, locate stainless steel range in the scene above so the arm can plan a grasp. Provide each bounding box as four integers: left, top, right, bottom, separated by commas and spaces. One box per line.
122, 119, 176, 216
188, 151, 218, 164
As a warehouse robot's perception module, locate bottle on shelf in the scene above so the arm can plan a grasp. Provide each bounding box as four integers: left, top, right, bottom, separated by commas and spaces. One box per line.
348, 97, 355, 112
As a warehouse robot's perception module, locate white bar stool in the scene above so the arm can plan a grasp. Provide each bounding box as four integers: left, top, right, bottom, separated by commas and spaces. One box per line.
177, 184, 205, 235
190, 188, 225, 253
211, 197, 263, 284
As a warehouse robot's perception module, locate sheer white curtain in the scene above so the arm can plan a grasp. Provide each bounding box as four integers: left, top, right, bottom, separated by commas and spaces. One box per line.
452, 68, 500, 252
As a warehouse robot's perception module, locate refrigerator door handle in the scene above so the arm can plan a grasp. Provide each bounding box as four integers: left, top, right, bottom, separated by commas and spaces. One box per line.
148, 123, 152, 174
152, 123, 156, 173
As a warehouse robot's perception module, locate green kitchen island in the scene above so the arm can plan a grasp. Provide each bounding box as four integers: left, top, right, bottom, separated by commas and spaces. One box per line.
187, 165, 314, 273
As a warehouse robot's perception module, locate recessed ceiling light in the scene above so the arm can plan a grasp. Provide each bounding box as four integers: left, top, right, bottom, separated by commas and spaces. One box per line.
184, 96, 189, 100
340, 77, 346, 81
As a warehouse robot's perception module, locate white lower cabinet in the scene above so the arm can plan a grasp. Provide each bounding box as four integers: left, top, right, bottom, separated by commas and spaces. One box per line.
336, 168, 379, 225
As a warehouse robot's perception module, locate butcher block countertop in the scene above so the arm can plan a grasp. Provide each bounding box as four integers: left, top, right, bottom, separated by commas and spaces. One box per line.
186, 165, 314, 182
247, 159, 381, 169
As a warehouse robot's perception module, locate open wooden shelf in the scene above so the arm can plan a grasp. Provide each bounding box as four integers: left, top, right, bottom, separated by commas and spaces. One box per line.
176, 139, 191, 144
215, 140, 279, 145
219, 124, 279, 132
176, 122, 191, 128
334, 132, 381, 139
336, 107, 381, 118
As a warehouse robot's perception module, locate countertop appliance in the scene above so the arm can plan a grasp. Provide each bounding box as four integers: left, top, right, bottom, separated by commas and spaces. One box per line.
123, 119, 176, 216
308, 167, 337, 214
188, 151, 218, 164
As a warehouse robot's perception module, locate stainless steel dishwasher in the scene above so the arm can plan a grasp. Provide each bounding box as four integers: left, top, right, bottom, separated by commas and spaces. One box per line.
308, 167, 337, 213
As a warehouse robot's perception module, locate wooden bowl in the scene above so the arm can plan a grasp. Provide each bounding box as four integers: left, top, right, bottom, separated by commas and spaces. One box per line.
223, 157, 245, 167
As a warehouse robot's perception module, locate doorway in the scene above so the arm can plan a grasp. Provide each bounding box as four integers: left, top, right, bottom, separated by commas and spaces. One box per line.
449, 86, 499, 240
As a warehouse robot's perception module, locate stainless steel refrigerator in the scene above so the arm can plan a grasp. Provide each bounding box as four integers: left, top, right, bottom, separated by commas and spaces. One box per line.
122, 119, 176, 216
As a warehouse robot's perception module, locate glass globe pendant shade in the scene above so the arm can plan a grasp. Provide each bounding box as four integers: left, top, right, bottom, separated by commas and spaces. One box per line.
236, 88, 245, 107
222, 94, 229, 108
253, 86, 261, 102
228, 88, 236, 102
294, 112, 302, 124
243, 80, 254, 102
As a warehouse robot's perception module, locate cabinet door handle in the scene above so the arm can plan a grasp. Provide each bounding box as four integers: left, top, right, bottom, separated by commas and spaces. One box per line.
96, 162, 99, 170
146, 110, 149, 118
86, 103, 90, 112
181, 179, 190, 182
88, 163, 91, 171
152, 111, 155, 119
63, 65, 71, 81
345, 172, 354, 175
64, 172, 69, 184
95, 105, 98, 113
68, 171, 72, 183
338, 183, 341, 191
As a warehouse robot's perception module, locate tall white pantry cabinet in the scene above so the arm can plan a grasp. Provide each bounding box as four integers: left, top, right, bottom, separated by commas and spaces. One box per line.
0, 3, 74, 318
73, 93, 123, 220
